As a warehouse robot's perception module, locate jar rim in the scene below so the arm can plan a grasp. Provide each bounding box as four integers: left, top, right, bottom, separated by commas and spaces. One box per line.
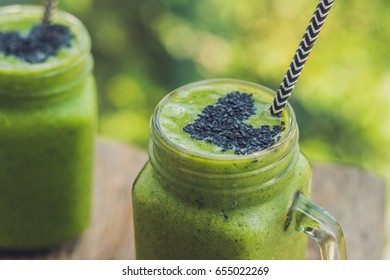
151, 78, 297, 162
0, 5, 90, 77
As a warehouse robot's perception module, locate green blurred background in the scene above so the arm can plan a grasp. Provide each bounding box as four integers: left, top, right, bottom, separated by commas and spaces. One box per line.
3, 0, 390, 256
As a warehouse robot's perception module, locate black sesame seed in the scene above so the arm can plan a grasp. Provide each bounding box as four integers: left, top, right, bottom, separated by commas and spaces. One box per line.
183, 91, 285, 155
0, 23, 74, 64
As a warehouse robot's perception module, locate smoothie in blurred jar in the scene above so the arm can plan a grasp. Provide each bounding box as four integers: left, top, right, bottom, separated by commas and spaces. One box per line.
0, 5, 96, 249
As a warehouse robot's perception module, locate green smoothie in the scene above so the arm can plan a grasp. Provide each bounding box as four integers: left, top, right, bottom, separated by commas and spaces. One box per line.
159, 80, 289, 156
133, 79, 312, 259
0, 6, 96, 249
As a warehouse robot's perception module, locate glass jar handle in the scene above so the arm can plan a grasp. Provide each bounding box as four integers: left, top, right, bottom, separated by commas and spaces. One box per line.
286, 191, 347, 260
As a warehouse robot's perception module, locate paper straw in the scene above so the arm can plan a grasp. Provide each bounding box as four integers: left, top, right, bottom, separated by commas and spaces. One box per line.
270, 0, 334, 116
42, 0, 59, 25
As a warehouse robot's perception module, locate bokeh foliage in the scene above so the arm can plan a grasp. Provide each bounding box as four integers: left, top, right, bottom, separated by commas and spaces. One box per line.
3, 0, 390, 184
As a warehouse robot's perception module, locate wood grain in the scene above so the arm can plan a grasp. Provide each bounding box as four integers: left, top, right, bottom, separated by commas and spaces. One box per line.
0, 138, 386, 259
308, 164, 387, 260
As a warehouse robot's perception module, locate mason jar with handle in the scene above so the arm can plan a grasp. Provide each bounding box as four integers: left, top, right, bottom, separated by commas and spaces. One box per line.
0, 5, 96, 249
132, 79, 346, 260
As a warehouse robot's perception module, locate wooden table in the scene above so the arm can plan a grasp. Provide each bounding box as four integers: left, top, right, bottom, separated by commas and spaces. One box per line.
0, 138, 387, 260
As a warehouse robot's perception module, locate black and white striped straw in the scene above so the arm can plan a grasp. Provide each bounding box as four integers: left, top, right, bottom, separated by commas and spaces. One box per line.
42, 0, 59, 25
270, 0, 334, 116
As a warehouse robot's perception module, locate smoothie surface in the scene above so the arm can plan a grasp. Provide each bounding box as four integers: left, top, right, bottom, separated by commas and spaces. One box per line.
0, 22, 74, 64
158, 81, 289, 156
0, 7, 86, 71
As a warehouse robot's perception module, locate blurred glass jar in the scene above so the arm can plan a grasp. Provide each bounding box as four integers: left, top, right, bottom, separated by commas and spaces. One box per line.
0, 5, 97, 249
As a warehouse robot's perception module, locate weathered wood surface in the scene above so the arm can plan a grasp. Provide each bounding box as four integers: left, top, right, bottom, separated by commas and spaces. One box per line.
0, 138, 387, 260
309, 164, 387, 260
